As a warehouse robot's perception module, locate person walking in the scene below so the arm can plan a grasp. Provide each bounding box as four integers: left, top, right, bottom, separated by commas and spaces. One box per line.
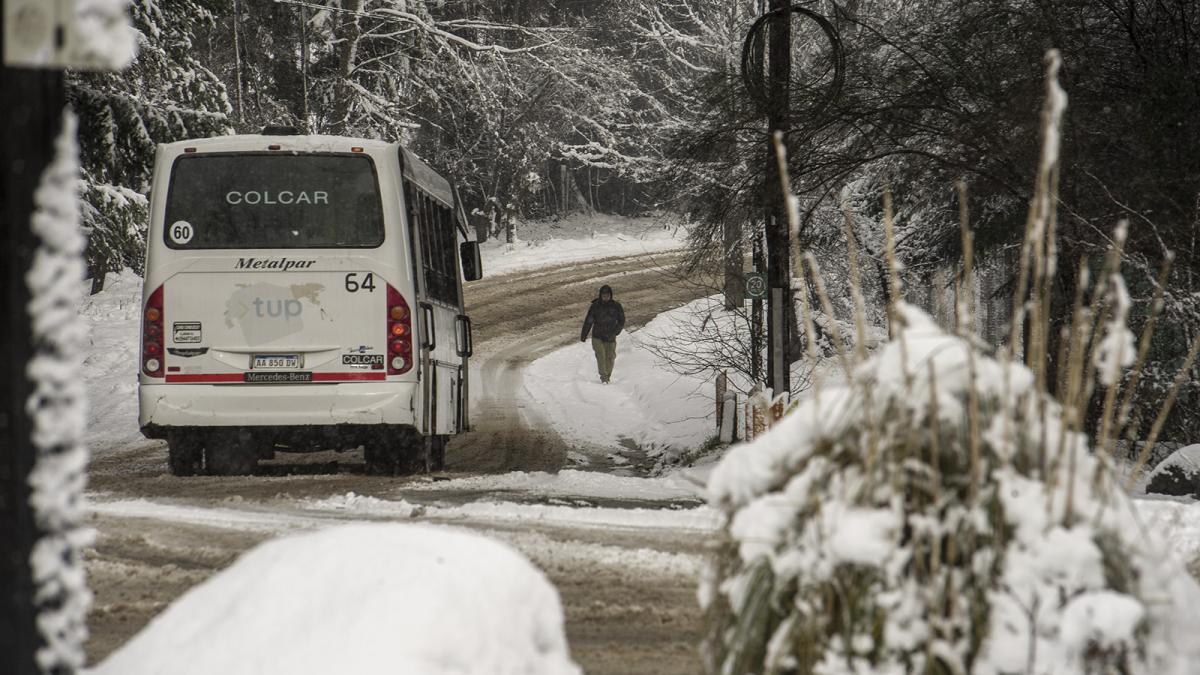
580, 284, 625, 383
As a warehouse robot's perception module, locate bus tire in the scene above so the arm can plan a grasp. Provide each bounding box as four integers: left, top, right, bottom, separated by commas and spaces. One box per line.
166, 435, 203, 476
206, 429, 257, 476
364, 443, 400, 476
365, 429, 420, 476
430, 435, 447, 472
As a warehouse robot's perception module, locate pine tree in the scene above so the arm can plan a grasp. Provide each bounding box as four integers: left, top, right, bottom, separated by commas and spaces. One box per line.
68, 0, 232, 284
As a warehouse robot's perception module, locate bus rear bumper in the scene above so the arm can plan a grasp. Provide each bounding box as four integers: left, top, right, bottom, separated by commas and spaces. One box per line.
139, 381, 419, 431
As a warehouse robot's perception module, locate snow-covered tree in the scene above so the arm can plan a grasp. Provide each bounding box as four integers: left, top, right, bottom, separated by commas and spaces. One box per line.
68, 0, 232, 284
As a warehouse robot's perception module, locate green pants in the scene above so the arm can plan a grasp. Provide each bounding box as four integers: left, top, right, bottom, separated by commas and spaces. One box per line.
592, 338, 617, 380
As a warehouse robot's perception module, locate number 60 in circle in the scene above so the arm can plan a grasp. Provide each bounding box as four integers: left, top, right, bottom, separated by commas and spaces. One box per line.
169, 220, 194, 245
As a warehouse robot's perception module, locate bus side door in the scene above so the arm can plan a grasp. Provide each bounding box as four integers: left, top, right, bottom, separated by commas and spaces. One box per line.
407, 184, 463, 436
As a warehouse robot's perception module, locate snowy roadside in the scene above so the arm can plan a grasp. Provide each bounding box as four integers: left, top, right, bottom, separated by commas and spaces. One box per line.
521, 296, 1200, 578
477, 213, 686, 278
519, 293, 842, 470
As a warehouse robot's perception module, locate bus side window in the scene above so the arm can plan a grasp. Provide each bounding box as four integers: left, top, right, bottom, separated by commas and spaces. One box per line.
406, 182, 460, 306
426, 195, 443, 299
425, 195, 440, 299
437, 204, 458, 304
405, 182, 423, 293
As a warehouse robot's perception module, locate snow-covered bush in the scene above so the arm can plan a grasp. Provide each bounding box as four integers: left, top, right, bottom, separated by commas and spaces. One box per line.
701, 303, 1200, 675
700, 48, 1200, 673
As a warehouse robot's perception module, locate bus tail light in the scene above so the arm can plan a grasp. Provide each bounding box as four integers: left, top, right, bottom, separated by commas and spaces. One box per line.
387, 284, 413, 375
142, 285, 165, 378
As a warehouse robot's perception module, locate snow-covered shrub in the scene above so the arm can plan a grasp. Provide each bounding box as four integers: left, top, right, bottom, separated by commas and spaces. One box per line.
1145, 444, 1200, 498
701, 303, 1200, 675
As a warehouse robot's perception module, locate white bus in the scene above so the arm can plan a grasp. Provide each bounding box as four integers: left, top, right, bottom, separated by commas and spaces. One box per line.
138, 129, 481, 476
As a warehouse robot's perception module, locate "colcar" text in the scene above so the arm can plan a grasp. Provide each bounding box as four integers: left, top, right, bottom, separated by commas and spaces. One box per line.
226, 190, 329, 205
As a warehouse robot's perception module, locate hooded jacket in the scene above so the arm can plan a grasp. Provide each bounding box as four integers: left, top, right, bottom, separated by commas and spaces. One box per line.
581, 285, 625, 342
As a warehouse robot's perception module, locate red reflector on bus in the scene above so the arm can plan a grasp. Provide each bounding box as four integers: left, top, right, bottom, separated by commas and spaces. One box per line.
268, 144, 281, 150
184, 147, 197, 153
351, 146, 364, 153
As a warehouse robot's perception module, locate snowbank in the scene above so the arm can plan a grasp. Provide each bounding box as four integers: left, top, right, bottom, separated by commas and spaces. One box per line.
521, 293, 855, 465
90, 523, 580, 675
522, 295, 738, 464
400, 468, 705, 502
79, 267, 149, 456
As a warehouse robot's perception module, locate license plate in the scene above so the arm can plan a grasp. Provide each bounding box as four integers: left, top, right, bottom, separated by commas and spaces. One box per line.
253, 354, 302, 369
244, 371, 312, 383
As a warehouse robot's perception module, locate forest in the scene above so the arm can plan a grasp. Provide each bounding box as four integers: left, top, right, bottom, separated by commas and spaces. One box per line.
71, 0, 1200, 442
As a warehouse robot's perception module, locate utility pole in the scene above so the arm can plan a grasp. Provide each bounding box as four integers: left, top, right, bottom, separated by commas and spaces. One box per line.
3, 2, 131, 672
751, 228, 764, 383
764, 0, 792, 397
2, 75, 68, 675
742, 3, 842, 396
1, 41, 66, 675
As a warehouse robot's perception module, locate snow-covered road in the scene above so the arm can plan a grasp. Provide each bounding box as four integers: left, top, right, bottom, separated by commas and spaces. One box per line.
83, 218, 724, 674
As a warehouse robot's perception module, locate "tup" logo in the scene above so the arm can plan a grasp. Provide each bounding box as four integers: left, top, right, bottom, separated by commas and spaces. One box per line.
252, 297, 303, 321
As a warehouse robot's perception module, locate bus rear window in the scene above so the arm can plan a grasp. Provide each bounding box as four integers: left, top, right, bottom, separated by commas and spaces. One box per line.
163, 153, 385, 249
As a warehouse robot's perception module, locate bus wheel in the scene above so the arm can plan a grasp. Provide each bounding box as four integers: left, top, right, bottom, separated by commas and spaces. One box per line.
167, 435, 203, 476
366, 429, 421, 476
364, 443, 400, 476
414, 434, 446, 474
206, 429, 257, 476
430, 436, 447, 473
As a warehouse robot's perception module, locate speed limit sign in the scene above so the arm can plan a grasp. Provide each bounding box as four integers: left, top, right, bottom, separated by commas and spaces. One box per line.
744, 272, 767, 300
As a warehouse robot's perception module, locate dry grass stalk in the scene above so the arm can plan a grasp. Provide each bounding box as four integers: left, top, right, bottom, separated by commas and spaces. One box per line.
1105, 254, 1174, 459
957, 181, 975, 334
794, 258, 824, 408
771, 131, 805, 284
1076, 225, 1127, 434
882, 188, 904, 333
957, 183, 984, 503
841, 202, 869, 363
804, 253, 852, 379
881, 190, 916, 397
926, 360, 943, 578
1056, 265, 1093, 523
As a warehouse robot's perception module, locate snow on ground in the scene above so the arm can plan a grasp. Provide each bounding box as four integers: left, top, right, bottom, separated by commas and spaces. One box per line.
87, 496, 714, 580
89, 494, 720, 538
400, 469, 706, 502
1129, 496, 1200, 570
91, 523, 580, 675
80, 268, 149, 455
478, 213, 686, 278
521, 329, 712, 464
522, 295, 735, 465
519, 292, 843, 468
